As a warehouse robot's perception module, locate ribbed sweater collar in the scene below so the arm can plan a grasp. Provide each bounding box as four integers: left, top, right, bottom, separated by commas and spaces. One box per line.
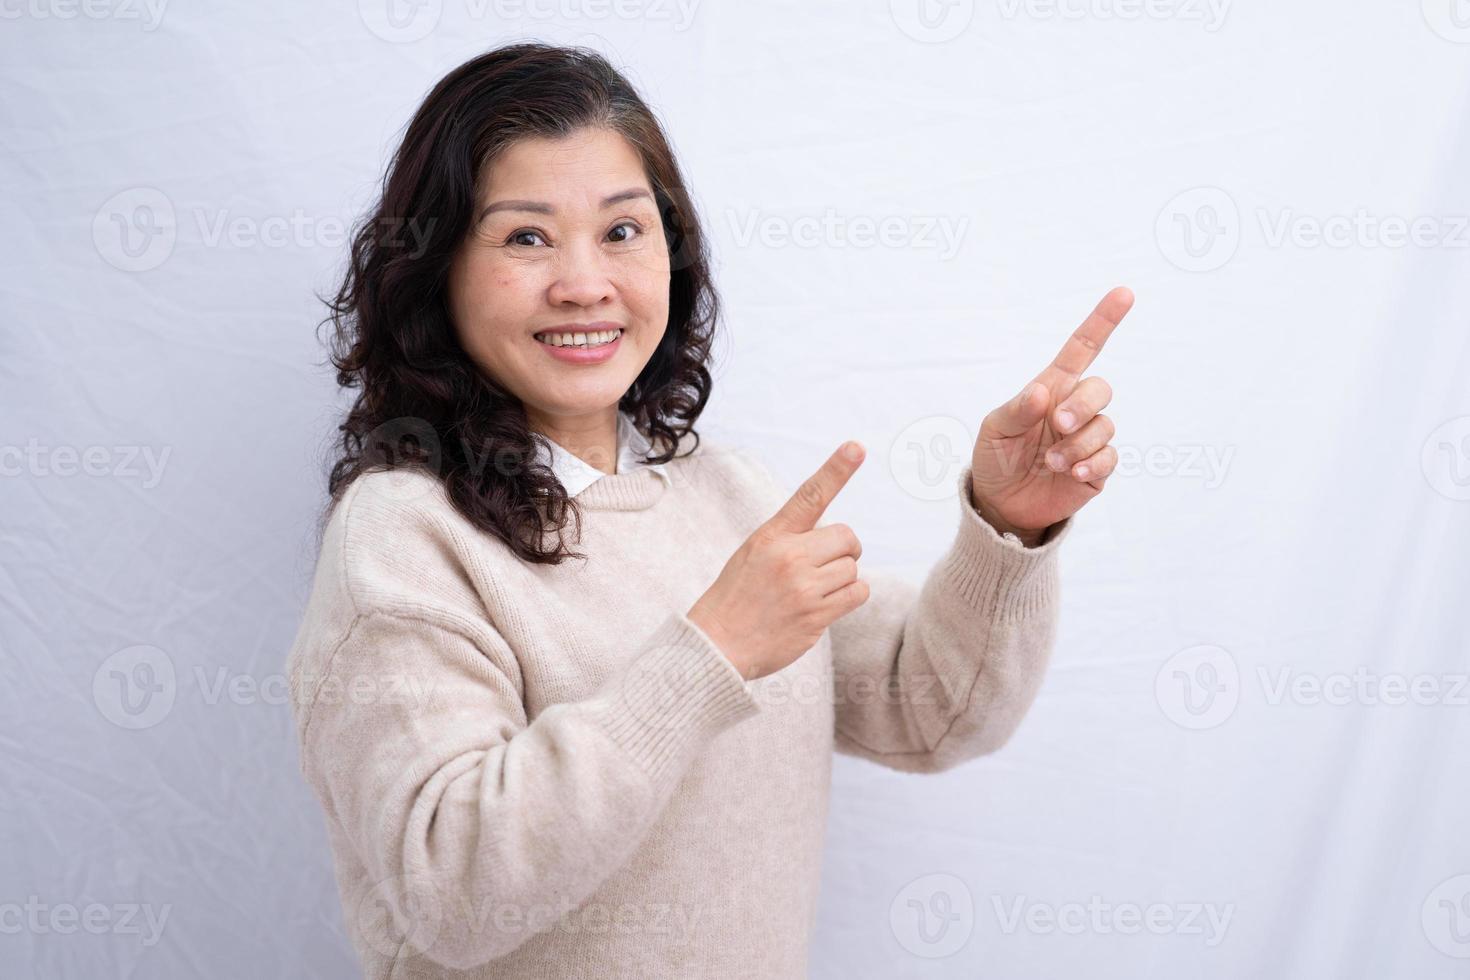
571, 463, 670, 511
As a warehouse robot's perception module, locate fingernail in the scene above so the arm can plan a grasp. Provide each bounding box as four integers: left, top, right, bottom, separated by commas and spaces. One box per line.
1075, 463, 1091, 479
842, 442, 863, 461
1046, 450, 1065, 471
1056, 409, 1075, 432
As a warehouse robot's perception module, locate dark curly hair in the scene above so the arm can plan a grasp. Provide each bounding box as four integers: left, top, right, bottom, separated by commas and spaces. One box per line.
317, 42, 720, 565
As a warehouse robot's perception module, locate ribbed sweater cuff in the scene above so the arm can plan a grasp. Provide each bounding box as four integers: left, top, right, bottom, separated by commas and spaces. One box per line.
585, 612, 761, 787
939, 464, 1071, 622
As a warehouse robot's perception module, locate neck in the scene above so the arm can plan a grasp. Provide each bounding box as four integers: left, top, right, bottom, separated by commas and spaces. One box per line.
526, 405, 621, 476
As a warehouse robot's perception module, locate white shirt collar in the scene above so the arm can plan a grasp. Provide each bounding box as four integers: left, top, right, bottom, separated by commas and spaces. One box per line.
534, 410, 673, 498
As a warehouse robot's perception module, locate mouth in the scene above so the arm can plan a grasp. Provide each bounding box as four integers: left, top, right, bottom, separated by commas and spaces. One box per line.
533, 327, 624, 350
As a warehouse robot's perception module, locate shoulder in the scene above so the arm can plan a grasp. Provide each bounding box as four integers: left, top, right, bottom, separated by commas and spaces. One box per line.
287, 466, 518, 741
311, 465, 489, 622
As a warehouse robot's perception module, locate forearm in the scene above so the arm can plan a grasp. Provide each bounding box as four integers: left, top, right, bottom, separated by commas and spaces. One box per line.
829, 464, 1070, 771
296, 606, 758, 969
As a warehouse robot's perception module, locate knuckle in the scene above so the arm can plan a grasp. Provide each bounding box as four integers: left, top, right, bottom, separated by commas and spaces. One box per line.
829, 522, 861, 556
796, 480, 826, 510
775, 546, 803, 575
751, 524, 779, 549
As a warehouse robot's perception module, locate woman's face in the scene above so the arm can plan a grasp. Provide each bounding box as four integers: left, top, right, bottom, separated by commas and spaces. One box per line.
447, 126, 671, 436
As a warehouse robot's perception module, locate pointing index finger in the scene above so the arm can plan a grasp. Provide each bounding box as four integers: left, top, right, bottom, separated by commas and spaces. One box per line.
1040, 286, 1134, 383
765, 441, 865, 535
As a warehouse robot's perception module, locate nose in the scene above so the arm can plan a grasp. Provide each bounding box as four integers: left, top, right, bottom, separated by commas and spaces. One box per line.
546, 238, 615, 309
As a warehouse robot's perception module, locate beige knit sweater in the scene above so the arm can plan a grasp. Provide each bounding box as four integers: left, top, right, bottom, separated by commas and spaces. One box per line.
285, 433, 1071, 978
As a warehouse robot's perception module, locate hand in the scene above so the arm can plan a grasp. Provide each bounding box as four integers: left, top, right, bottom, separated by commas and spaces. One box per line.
688, 442, 871, 681
970, 286, 1134, 543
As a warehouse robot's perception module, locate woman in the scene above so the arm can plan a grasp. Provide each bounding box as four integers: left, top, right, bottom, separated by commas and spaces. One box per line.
287, 42, 1129, 978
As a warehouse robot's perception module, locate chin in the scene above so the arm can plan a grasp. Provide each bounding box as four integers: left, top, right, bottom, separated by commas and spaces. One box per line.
538, 383, 634, 413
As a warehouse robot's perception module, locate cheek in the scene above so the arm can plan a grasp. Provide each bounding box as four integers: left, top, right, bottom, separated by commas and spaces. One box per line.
622, 260, 671, 314
463, 259, 541, 318
448, 260, 540, 358
480, 256, 530, 295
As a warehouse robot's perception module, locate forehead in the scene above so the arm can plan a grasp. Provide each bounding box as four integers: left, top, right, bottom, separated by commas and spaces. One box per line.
479, 127, 651, 205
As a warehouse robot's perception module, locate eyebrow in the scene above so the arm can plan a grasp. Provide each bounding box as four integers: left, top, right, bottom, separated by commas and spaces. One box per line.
478, 188, 654, 222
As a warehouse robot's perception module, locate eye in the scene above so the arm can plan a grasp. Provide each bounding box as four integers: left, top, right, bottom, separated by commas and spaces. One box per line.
607, 221, 642, 244
505, 229, 547, 248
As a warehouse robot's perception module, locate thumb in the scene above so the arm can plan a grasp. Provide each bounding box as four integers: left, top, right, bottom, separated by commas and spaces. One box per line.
984, 381, 1050, 439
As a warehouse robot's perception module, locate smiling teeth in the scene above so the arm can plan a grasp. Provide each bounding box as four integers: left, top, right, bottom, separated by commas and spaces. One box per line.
536, 329, 622, 348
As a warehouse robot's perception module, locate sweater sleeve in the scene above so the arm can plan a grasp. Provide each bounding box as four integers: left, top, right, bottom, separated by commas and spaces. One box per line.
825, 463, 1071, 773
290, 601, 759, 970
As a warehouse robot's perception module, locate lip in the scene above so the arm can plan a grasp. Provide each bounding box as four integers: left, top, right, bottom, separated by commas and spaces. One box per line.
533, 323, 625, 365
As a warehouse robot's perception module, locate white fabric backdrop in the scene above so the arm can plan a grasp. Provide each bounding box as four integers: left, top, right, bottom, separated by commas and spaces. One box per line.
4, 1, 1468, 976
